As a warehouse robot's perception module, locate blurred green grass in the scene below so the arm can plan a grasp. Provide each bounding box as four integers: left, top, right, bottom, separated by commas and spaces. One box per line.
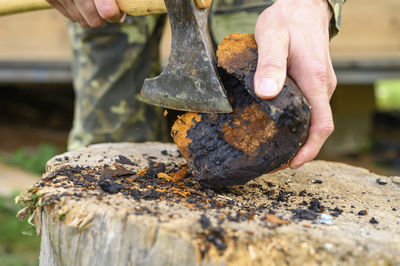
375, 79, 400, 111
0, 193, 40, 266
0, 144, 58, 265
2, 143, 58, 175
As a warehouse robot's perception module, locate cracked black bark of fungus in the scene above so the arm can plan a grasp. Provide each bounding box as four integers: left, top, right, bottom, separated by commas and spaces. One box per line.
172, 33, 311, 188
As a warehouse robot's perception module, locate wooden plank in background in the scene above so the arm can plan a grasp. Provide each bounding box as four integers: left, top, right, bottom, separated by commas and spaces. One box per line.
0, 0, 399, 63
330, 0, 400, 60
0, 10, 71, 61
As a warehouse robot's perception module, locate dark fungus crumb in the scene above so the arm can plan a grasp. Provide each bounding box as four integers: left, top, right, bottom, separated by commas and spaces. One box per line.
205, 189, 215, 198
329, 207, 343, 217
298, 190, 307, 197
308, 198, 326, 213
369, 217, 379, 224
206, 229, 227, 250
266, 182, 275, 188
376, 179, 387, 185
200, 214, 211, 229
312, 180, 323, 184
358, 210, 368, 216
291, 208, 318, 220
115, 155, 136, 166
142, 189, 162, 199
98, 177, 123, 194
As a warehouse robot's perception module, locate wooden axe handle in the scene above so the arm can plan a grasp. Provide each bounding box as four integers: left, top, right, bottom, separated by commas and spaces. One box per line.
0, 0, 212, 16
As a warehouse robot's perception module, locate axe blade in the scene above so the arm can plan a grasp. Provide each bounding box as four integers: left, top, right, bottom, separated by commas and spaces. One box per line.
138, 0, 232, 113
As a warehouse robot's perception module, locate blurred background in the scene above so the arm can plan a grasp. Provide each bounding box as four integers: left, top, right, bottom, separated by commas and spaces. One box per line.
0, 0, 399, 265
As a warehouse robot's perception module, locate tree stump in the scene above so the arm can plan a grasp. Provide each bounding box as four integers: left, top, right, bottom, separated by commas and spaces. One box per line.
172, 33, 310, 187
17, 143, 400, 266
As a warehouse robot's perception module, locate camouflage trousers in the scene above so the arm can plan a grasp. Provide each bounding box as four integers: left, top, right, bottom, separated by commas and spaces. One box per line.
67, 0, 276, 151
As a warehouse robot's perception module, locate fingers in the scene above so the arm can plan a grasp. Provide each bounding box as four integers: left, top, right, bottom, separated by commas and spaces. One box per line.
289, 92, 334, 169
45, 0, 74, 21
57, 0, 89, 26
74, 0, 104, 28
46, 0, 123, 27
254, 28, 289, 99
288, 57, 336, 169
253, 0, 337, 171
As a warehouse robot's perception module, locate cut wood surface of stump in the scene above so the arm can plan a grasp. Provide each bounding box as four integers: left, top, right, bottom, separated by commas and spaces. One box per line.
172, 33, 311, 187
17, 143, 400, 266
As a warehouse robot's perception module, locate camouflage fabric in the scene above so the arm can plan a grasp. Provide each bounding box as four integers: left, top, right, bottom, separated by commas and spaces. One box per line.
327, 0, 347, 38
210, 0, 346, 43
67, 15, 169, 151
209, 0, 275, 45
67, 0, 346, 151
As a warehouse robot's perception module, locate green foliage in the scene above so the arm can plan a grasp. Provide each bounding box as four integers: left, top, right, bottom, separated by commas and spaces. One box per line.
0, 194, 40, 266
5, 143, 58, 175
375, 79, 400, 111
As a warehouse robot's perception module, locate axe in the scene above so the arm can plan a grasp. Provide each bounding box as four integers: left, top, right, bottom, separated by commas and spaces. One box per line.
0, 0, 233, 113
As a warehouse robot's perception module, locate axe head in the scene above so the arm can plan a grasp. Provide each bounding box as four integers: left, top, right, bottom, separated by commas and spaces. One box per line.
138, 0, 232, 113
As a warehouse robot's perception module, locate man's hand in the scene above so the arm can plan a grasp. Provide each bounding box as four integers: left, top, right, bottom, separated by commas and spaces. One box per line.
46, 0, 124, 27
254, 0, 336, 169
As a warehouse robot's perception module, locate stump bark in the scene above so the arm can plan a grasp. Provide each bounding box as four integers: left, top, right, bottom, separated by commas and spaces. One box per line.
17, 143, 400, 266
172, 33, 310, 187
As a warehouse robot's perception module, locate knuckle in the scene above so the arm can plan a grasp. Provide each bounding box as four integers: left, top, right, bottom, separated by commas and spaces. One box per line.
258, 56, 286, 71
330, 72, 338, 90
88, 18, 104, 28
79, 20, 90, 28
311, 66, 330, 85
316, 121, 334, 137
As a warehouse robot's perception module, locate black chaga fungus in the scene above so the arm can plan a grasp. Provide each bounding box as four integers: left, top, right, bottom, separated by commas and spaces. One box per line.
308, 198, 326, 213
142, 189, 162, 199
98, 177, 123, 194
312, 180, 323, 184
291, 208, 318, 220
115, 155, 136, 166
206, 229, 228, 250
199, 214, 211, 229
370, 217, 379, 224
376, 178, 387, 185
358, 210, 368, 216
172, 33, 310, 188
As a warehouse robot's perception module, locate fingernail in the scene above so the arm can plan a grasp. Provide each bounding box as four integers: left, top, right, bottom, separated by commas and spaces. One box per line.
257, 78, 278, 98
120, 13, 127, 23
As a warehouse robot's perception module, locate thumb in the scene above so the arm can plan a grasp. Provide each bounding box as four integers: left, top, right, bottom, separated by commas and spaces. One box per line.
254, 29, 289, 99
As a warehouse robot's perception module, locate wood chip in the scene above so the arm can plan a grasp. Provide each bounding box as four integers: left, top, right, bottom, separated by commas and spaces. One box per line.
157, 172, 174, 181
171, 167, 187, 182
265, 214, 291, 225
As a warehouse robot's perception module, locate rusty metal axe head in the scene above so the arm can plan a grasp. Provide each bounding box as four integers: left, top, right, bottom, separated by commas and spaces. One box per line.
138, 0, 233, 113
